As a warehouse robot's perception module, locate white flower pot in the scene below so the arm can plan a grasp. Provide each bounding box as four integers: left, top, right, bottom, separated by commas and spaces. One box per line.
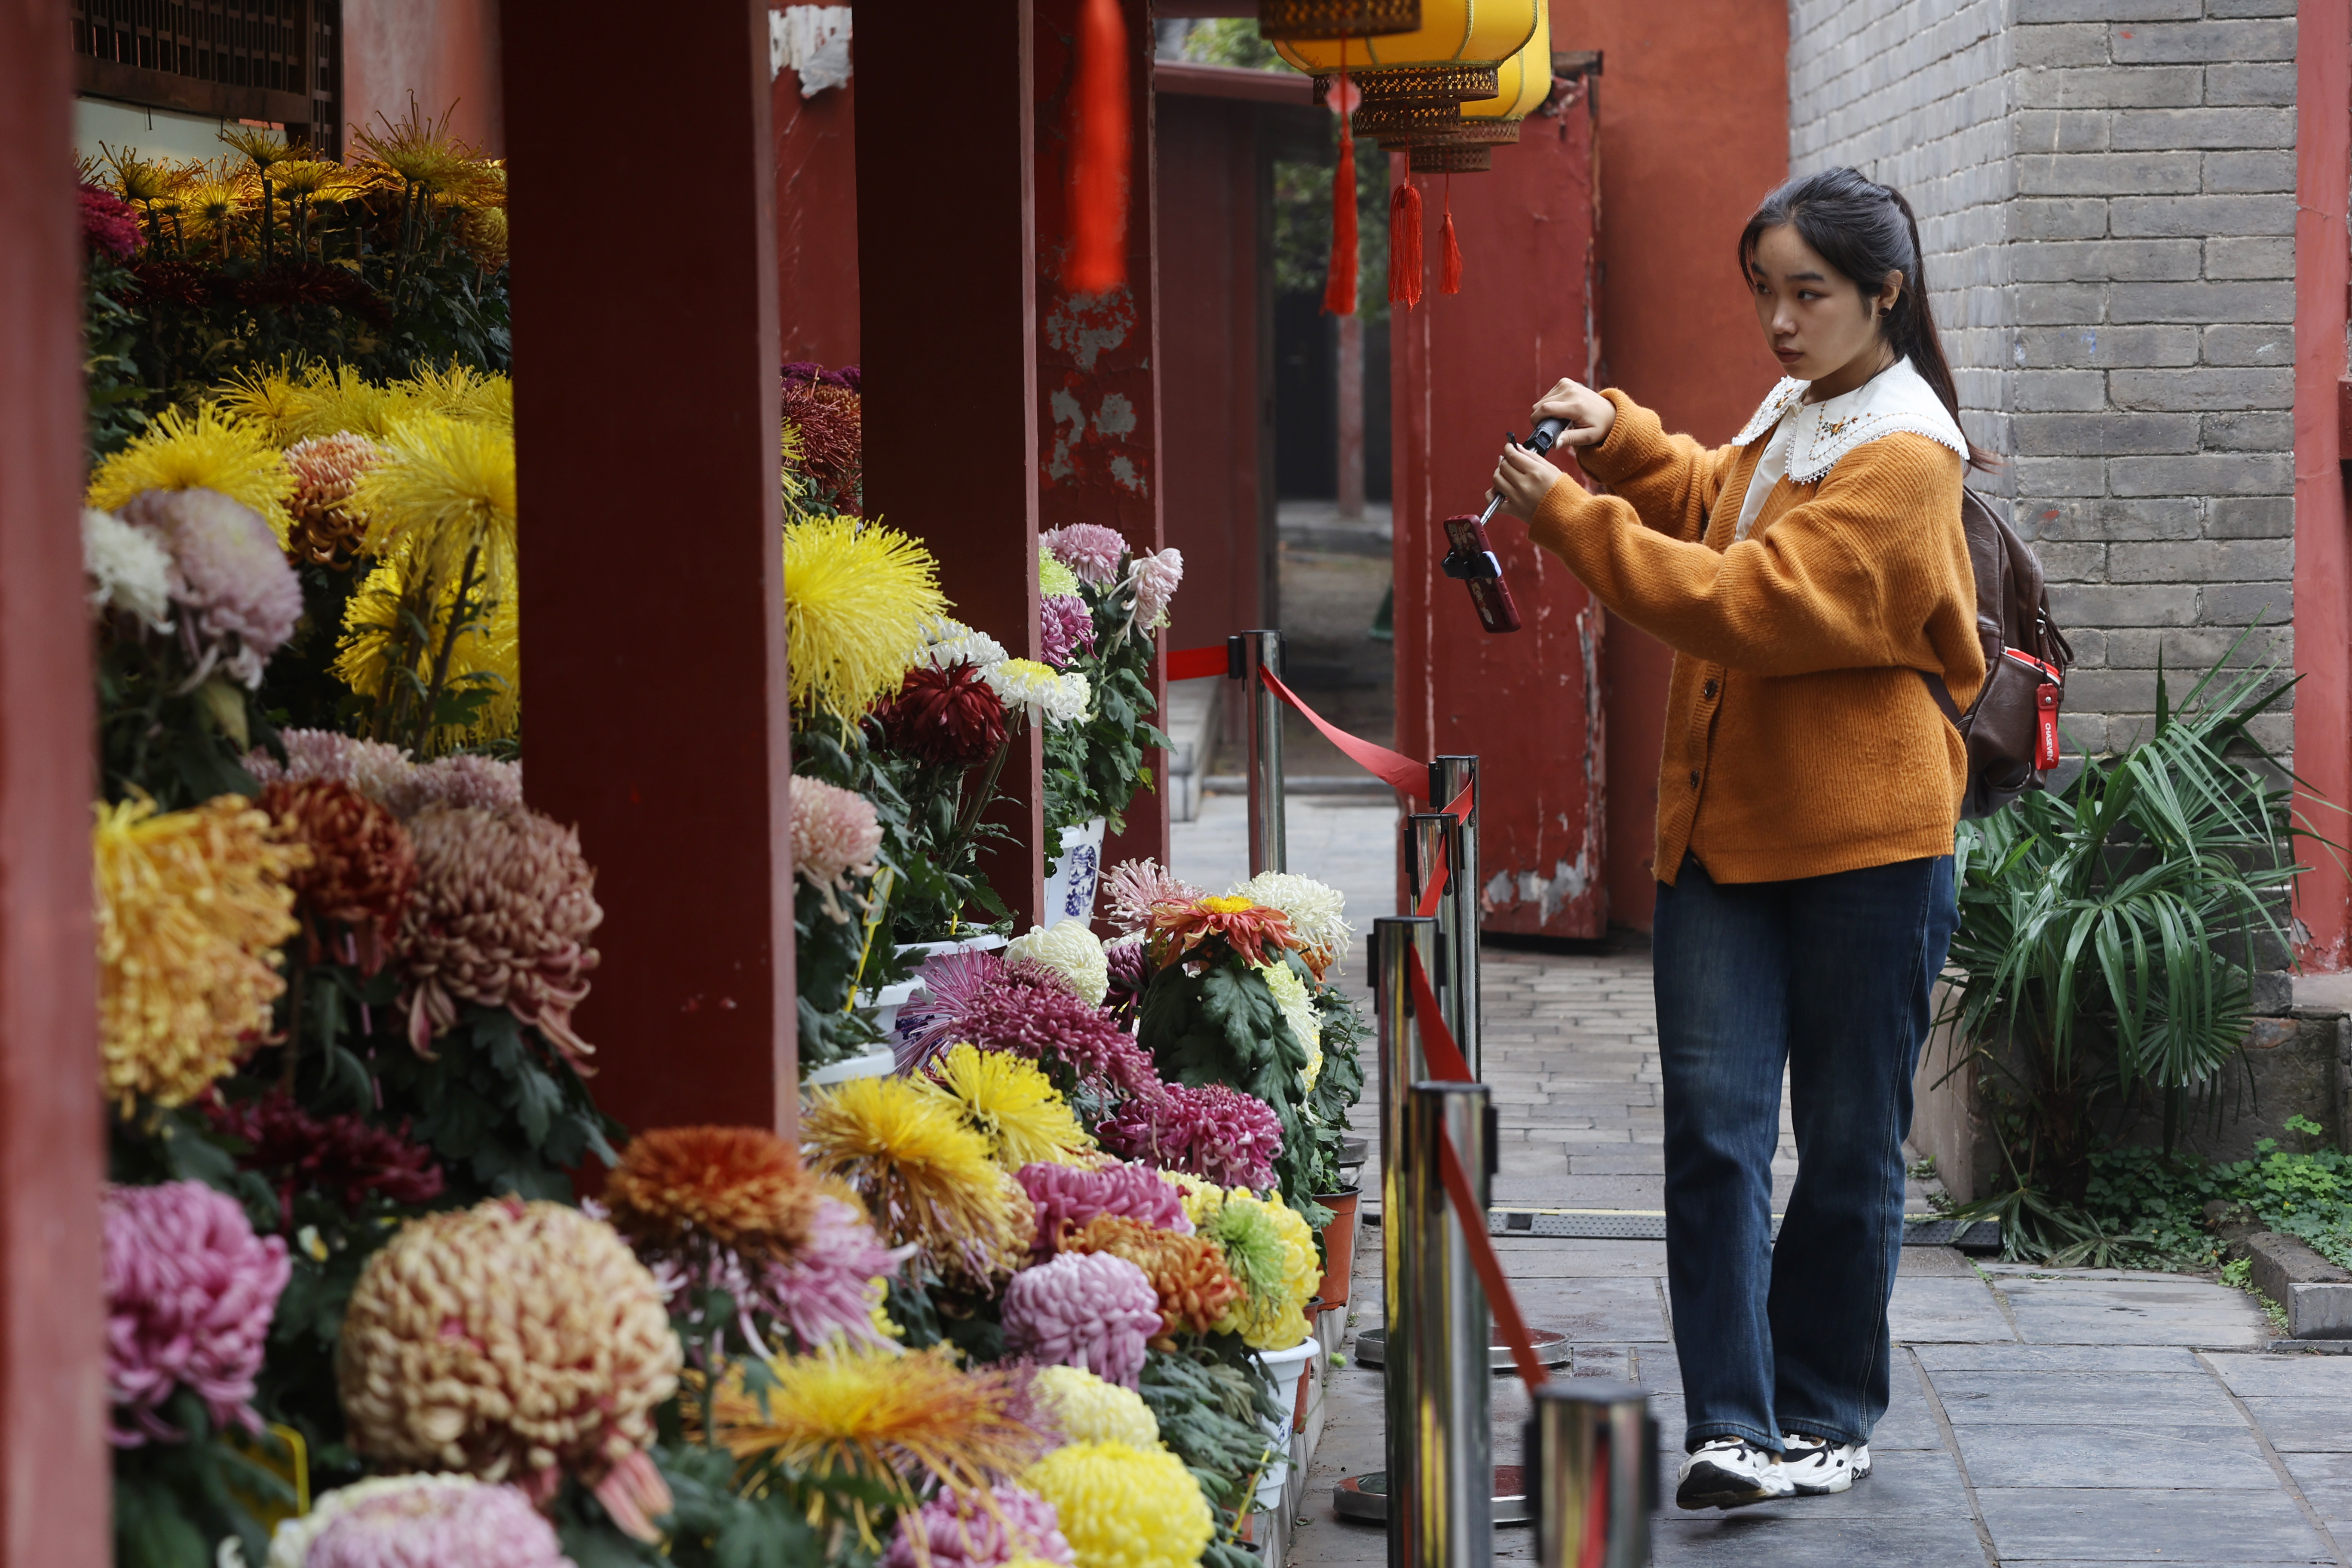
1042, 816, 1109, 925
802, 1047, 896, 1086
1250, 1332, 1320, 1508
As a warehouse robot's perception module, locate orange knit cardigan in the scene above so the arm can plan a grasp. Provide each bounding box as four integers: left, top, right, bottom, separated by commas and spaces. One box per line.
1525, 389, 1987, 886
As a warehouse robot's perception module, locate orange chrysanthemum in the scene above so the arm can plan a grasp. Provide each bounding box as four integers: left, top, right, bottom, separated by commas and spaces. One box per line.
259, 777, 416, 972
602, 1124, 823, 1263
1064, 1215, 1244, 1347
1147, 894, 1298, 971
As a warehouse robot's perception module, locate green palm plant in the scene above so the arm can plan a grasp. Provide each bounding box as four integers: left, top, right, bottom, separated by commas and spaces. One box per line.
1941, 634, 2313, 1257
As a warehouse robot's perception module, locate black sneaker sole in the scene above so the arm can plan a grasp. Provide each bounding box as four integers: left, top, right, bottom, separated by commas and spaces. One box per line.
1675, 1459, 1792, 1512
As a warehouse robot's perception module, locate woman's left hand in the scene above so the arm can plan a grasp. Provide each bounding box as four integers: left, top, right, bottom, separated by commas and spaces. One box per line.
1491, 441, 1565, 522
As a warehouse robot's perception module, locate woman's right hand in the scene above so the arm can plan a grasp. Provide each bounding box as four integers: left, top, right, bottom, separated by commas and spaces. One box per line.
1532, 379, 1615, 448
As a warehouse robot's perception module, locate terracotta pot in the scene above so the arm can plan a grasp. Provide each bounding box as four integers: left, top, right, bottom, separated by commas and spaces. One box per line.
1312, 1185, 1361, 1308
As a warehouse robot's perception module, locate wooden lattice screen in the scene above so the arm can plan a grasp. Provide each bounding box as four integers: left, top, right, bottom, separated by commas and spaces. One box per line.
70, 0, 342, 157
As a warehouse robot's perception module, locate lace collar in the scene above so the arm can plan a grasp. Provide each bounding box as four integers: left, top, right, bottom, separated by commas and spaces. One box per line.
1728, 357, 1967, 484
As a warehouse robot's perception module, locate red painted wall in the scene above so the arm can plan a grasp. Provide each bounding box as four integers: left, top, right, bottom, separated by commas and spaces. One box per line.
1550, 0, 1788, 929
774, 72, 861, 368
343, 0, 505, 155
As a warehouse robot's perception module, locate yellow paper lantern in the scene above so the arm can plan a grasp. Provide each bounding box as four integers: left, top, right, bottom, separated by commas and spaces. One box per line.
1272, 0, 1542, 144
1258, 0, 1420, 42
1406, 2, 1552, 172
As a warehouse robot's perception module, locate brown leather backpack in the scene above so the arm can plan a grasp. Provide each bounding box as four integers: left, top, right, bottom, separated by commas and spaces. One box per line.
1919, 489, 2075, 819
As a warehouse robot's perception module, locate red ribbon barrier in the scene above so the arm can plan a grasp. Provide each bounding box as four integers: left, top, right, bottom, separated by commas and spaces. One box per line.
1258, 667, 1431, 803
1164, 644, 1231, 682
1408, 949, 1474, 1084
1415, 860, 1449, 919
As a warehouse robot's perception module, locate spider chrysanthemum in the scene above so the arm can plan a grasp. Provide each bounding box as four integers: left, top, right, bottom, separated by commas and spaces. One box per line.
1148, 895, 1298, 971
802, 1075, 1032, 1289
350, 413, 519, 591
86, 404, 295, 542
333, 554, 520, 751
783, 515, 948, 722
920, 1043, 1095, 1170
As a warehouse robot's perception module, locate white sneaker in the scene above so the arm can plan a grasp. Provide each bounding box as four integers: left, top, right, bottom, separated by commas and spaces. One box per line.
1778, 1431, 1871, 1495
1675, 1437, 1797, 1510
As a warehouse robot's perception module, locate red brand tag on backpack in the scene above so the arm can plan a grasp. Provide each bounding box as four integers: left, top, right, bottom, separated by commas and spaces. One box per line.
2035, 682, 2061, 771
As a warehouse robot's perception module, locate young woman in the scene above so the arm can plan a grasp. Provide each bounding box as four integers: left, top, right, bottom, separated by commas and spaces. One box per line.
1487, 167, 1989, 1511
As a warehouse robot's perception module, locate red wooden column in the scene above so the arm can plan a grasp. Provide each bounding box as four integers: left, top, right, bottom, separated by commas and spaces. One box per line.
1035, 0, 1170, 877
1392, 85, 1607, 938
503, 3, 799, 1133
858, 0, 1047, 927
0, 10, 107, 1560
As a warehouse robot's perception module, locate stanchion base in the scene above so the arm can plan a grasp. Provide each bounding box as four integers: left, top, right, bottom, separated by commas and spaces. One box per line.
1352, 1327, 1572, 1371
1333, 1467, 1528, 1525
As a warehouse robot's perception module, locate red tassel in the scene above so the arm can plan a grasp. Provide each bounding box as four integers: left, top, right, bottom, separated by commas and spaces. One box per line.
1388, 180, 1423, 309
1064, 0, 1130, 294
1323, 40, 1357, 316
1439, 175, 1462, 294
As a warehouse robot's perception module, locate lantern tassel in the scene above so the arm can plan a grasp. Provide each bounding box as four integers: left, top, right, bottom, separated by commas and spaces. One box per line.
1064, 0, 1130, 294
1389, 179, 1423, 309
1322, 40, 1357, 317
1439, 175, 1463, 295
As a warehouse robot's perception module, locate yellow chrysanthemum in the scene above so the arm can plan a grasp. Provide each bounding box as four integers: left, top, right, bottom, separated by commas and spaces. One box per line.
392, 362, 514, 428
1038, 554, 1081, 598
713, 1344, 1052, 1544
1023, 1441, 1212, 1568
1031, 1365, 1160, 1449
94, 795, 306, 1112
1241, 1192, 1322, 1350
920, 1043, 1095, 1170
1185, 1185, 1318, 1348
332, 554, 518, 751
350, 413, 518, 591
212, 364, 310, 449
802, 1075, 1031, 1289
86, 405, 295, 542
783, 515, 949, 722
295, 364, 412, 441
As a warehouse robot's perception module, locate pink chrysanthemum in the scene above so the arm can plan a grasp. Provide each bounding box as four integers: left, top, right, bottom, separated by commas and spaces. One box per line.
80, 183, 144, 259
894, 951, 1153, 1097
1004, 1252, 1161, 1389
1039, 594, 1095, 670
1041, 524, 1128, 588
1096, 1083, 1282, 1191
302, 1475, 573, 1568
399, 752, 526, 817
1017, 1160, 1191, 1261
103, 1180, 291, 1447
762, 1194, 912, 1351
1128, 547, 1184, 630
790, 775, 882, 919
883, 1482, 1076, 1568
282, 432, 381, 565
1102, 859, 1203, 937
246, 729, 414, 805
121, 488, 302, 688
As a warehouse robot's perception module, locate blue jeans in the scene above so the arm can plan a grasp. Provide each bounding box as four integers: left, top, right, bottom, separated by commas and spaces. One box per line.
1653, 851, 1956, 1453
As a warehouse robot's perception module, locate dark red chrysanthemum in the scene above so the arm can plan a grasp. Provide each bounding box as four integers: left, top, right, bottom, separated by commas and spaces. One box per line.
79, 184, 144, 260
129, 257, 219, 308
895, 951, 1155, 1099
259, 778, 417, 972
780, 377, 863, 511
206, 1090, 445, 1228
878, 662, 1008, 767
1097, 1082, 1282, 1191
233, 263, 392, 326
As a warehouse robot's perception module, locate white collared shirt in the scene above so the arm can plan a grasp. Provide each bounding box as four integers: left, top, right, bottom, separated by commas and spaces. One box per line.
1728, 356, 1969, 542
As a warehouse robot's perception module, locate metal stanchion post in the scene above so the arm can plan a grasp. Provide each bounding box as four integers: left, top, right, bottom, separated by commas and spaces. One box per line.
1366, 917, 1438, 1561
1527, 1379, 1657, 1568
1431, 756, 1481, 1079
1397, 1081, 1494, 1568
1234, 629, 1286, 876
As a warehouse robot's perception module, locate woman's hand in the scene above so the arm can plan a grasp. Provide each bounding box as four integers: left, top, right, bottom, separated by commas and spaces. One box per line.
1491, 441, 1564, 522
1531, 378, 1614, 448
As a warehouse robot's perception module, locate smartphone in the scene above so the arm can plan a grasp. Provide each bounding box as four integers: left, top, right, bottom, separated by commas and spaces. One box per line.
1442, 513, 1523, 634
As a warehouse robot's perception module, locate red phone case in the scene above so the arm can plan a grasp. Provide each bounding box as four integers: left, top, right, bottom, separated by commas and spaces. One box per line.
1443, 514, 1523, 633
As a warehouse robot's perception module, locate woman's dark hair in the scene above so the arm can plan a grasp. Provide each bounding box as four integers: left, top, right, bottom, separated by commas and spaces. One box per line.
1738, 166, 1995, 470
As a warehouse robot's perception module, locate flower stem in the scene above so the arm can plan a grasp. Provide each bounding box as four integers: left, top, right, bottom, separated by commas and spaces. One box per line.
410, 541, 484, 755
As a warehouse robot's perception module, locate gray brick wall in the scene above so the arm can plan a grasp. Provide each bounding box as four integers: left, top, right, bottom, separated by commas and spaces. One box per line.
1787, 0, 2297, 758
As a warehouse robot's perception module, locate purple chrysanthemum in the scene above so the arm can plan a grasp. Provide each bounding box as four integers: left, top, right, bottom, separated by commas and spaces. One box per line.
895, 951, 1155, 1098
762, 1195, 912, 1351
1041, 524, 1128, 588
301, 1475, 574, 1568
103, 1180, 291, 1447
121, 488, 302, 688
1017, 1160, 1191, 1261
1096, 1082, 1282, 1191
1128, 547, 1184, 630
1039, 594, 1096, 670
1102, 859, 1202, 937
882, 1482, 1075, 1568
1003, 1252, 1162, 1389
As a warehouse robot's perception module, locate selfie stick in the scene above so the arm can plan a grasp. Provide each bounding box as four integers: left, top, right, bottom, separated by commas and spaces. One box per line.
1472, 414, 1573, 530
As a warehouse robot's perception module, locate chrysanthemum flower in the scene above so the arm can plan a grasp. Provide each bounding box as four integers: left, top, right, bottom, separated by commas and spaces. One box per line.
350, 414, 517, 594
1232, 871, 1352, 977
1254, 959, 1322, 1065
86, 404, 295, 541
1041, 524, 1128, 588
205, 1090, 444, 1221
761, 1194, 913, 1352
1004, 921, 1110, 1008
80, 182, 143, 259
791, 775, 883, 921
1038, 555, 1083, 600
921, 1044, 1095, 1169
95, 795, 304, 1111
604, 1124, 822, 1260
267, 1474, 570, 1568
1189, 1188, 1319, 1349
333, 554, 520, 751
399, 751, 526, 816
1095, 1082, 1282, 1191
282, 431, 381, 566
986, 659, 1090, 729
1063, 1216, 1243, 1345
1003, 1252, 1161, 1389
1102, 936, 1151, 1018
83, 508, 174, 628
337, 1199, 679, 1537
104, 1180, 291, 1446
1126, 548, 1184, 631
1017, 1161, 1191, 1262
784, 514, 946, 722
923, 616, 1011, 674
802, 1075, 1032, 1289
390, 362, 514, 428
879, 662, 1010, 766
121, 488, 304, 688
1148, 894, 1298, 972
882, 1482, 1075, 1568
1031, 1364, 1160, 1449
396, 805, 602, 1063
895, 951, 1155, 1098
1101, 860, 1202, 937
246, 729, 416, 807
714, 1344, 1051, 1538
779, 377, 863, 507
1022, 1441, 1213, 1568
260, 778, 416, 968
1039, 594, 1095, 670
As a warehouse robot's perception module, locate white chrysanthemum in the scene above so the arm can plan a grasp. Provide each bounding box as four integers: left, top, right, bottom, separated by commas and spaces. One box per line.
1041, 669, 1091, 727
1007, 919, 1110, 1006
82, 507, 174, 628
1233, 872, 1352, 971
922, 616, 1009, 674
989, 659, 1091, 729
1039, 554, 1083, 599
1255, 959, 1321, 1070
